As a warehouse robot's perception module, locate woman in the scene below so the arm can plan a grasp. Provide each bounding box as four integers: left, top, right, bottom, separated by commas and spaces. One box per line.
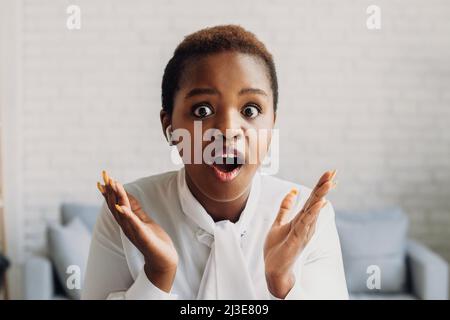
82, 25, 348, 300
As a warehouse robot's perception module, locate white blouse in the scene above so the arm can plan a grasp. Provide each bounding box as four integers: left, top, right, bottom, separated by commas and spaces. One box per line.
82, 168, 349, 300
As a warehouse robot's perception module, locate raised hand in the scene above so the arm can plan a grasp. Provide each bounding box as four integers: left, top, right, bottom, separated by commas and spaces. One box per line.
264, 170, 337, 298
97, 170, 178, 292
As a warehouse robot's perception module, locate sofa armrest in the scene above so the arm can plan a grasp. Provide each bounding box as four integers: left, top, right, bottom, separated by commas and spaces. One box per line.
24, 255, 54, 300
407, 239, 448, 300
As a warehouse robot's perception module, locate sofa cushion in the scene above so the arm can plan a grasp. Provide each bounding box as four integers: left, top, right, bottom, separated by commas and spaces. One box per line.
48, 217, 91, 299
61, 203, 101, 232
335, 207, 409, 294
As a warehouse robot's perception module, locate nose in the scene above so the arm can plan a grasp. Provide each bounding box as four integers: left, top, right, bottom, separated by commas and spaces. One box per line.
213, 108, 244, 142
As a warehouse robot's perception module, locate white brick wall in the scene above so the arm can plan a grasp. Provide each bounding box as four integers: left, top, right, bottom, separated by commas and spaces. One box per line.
16, 0, 450, 269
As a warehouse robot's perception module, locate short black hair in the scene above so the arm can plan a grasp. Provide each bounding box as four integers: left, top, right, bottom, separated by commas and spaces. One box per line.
161, 24, 278, 115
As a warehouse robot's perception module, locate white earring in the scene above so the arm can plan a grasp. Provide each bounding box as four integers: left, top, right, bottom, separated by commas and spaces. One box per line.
165, 125, 174, 146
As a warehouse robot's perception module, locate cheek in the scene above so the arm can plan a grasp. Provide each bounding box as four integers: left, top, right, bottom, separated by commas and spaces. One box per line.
243, 126, 273, 165
170, 109, 189, 130
258, 131, 272, 162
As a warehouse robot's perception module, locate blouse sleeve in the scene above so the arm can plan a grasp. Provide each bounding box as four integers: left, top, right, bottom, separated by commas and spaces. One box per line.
276, 202, 349, 300
81, 201, 177, 300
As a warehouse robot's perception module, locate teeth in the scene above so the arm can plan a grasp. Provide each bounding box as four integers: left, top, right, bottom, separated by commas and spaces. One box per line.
223, 153, 235, 158
214, 156, 234, 164
213, 156, 239, 165
211, 151, 244, 165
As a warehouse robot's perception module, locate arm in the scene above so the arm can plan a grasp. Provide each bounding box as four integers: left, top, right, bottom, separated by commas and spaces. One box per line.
407, 239, 448, 300
81, 201, 176, 300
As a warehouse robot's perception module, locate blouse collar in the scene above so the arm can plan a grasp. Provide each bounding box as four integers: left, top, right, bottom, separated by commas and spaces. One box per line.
177, 166, 262, 235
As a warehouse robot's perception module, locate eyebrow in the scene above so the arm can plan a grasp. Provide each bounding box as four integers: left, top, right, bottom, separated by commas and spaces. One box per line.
238, 88, 268, 96
185, 87, 268, 99
185, 88, 219, 99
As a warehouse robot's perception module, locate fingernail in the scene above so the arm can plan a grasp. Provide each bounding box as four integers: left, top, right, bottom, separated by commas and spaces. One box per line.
290, 188, 299, 195
97, 182, 105, 194
102, 170, 109, 184
115, 204, 124, 214
331, 169, 338, 180
321, 200, 328, 208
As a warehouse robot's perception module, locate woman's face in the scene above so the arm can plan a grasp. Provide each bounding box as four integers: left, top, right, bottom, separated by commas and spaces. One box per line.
167, 51, 275, 202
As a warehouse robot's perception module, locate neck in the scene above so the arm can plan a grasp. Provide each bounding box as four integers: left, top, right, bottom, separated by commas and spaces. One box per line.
185, 173, 251, 223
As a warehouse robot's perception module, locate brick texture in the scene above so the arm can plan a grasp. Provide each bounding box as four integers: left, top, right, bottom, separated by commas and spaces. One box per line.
19, 0, 450, 274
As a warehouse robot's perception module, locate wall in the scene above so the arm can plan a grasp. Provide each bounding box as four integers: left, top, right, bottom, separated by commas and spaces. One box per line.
9, 0, 450, 283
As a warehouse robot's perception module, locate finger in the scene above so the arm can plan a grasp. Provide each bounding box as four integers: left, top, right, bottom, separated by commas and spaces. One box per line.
110, 179, 131, 213
126, 192, 151, 222
329, 169, 338, 182
315, 180, 335, 198
110, 179, 122, 208
115, 204, 146, 235
315, 170, 336, 191
98, 183, 119, 221
103, 173, 118, 215
293, 200, 326, 237
99, 172, 125, 225
102, 170, 110, 185
107, 200, 122, 224
100, 186, 121, 223
292, 189, 327, 226
313, 170, 337, 194
303, 170, 337, 212
110, 178, 119, 196
104, 187, 114, 210
103, 170, 118, 203
116, 204, 155, 242
106, 177, 118, 206
102, 170, 112, 194
107, 174, 115, 192
302, 200, 326, 225
97, 181, 106, 195
115, 181, 131, 208
274, 188, 298, 226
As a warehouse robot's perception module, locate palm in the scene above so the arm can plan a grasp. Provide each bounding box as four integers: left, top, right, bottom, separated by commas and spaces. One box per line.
264, 170, 337, 278
264, 218, 302, 276
123, 194, 179, 272
98, 171, 179, 273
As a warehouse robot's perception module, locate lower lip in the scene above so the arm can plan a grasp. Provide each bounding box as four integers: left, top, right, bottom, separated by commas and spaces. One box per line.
210, 164, 242, 182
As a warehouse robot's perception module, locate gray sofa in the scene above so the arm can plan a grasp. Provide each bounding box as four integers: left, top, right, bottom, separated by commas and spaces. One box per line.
24, 203, 99, 300
24, 203, 449, 299
336, 207, 448, 300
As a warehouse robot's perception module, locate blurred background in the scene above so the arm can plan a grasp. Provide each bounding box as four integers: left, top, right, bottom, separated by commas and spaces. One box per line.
0, 0, 449, 299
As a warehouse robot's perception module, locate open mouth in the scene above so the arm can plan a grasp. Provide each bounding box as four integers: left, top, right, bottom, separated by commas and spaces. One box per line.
210, 152, 244, 182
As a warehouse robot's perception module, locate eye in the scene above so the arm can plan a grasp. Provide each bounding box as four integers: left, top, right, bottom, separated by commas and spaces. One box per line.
192, 104, 213, 118
241, 104, 261, 119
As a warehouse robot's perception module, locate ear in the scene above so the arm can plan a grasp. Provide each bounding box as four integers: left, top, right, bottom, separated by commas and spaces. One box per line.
160, 109, 171, 138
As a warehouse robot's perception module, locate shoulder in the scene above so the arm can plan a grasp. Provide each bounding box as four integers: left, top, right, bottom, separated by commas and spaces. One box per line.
260, 173, 313, 196
123, 170, 178, 198
120, 170, 182, 225
259, 173, 310, 210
